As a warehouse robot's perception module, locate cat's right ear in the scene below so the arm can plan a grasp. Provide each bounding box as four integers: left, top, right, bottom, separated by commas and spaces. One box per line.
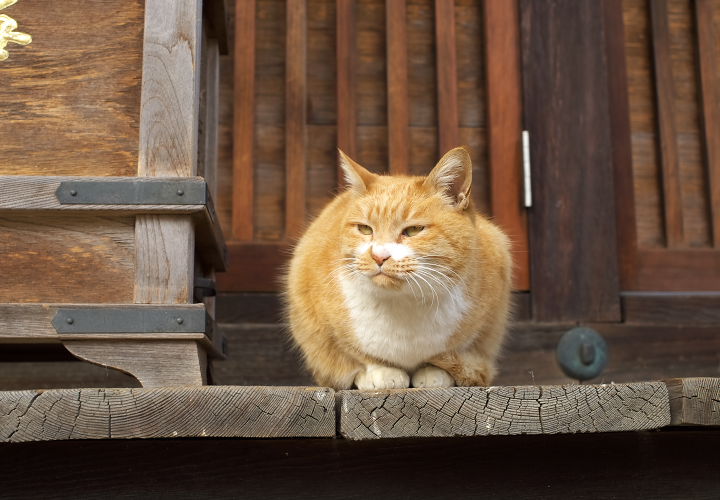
339, 149, 376, 194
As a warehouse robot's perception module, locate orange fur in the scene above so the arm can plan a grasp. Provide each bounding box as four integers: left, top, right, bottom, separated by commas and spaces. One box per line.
285, 147, 512, 389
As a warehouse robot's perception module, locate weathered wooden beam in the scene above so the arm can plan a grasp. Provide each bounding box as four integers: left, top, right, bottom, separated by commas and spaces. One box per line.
666, 377, 720, 426
336, 0, 358, 184
434, 0, 459, 153
339, 383, 670, 440
0, 386, 336, 442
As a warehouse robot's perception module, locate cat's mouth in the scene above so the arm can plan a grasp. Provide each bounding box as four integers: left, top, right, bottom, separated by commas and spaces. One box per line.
369, 270, 404, 289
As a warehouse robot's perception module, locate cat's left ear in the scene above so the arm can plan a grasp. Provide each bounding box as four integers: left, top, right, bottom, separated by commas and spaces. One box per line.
424, 146, 472, 210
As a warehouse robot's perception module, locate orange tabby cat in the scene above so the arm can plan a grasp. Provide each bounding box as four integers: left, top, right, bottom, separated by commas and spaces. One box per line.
286, 147, 512, 390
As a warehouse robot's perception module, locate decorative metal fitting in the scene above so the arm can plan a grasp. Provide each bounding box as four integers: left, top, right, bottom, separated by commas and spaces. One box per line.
556, 327, 608, 381
0, 0, 32, 61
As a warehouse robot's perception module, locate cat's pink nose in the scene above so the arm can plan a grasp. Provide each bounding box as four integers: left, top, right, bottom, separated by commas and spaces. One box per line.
372, 253, 389, 266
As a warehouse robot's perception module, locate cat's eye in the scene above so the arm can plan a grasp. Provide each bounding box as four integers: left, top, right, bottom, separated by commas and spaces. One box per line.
402, 226, 424, 237
357, 224, 373, 235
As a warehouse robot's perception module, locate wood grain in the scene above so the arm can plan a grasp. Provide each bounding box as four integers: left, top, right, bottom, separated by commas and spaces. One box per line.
137, 0, 202, 178
0, 361, 140, 391
631, 248, 720, 291
695, 0, 720, 247
386, 0, 409, 175
285, 0, 308, 240
521, 0, 620, 321
64, 340, 206, 387
666, 377, 720, 426
0, 216, 134, 304
649, 0, 684, 248
0, 0, 143, 176
434, 0, 459, 153
484, 0, 529, 291
232, 0, 256, 240
336, 0, 358, 173
215, 242, 290, 292
339, 383, 670, 440
0, 386, 336, 442
134, 216, 194, 304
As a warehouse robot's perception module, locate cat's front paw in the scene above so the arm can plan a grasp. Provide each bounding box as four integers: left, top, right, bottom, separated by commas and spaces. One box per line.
411, 366, 456, 388
354, 365, 410, 390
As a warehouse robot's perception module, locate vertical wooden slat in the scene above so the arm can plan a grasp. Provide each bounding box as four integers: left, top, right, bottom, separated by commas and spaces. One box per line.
649, 0, 684, 248
434, 0, 459, 154
695, 0, 720, 247
285, 0, 307, 240
136, 0, 201, 304
386, 0, 409, 175
232, 0, 256, 241
204, 38, 220, 201
484, 0, 529, 291
521, 0, 621, 321
603, 0, 640, 290
337, 0, 357, 182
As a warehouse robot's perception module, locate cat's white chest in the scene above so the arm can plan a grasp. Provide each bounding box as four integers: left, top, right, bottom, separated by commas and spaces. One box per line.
340, 276, 468, 370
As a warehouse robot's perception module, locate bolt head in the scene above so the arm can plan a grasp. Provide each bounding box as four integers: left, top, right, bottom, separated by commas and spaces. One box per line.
69, 189, 77, 196
176, 317, 184, 324
177, 189, 184, 196
66, 317, 74, 324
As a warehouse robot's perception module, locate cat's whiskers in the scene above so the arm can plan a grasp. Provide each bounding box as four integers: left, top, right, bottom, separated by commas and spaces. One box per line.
416, 267, 460, 310
410, 269, 440, 316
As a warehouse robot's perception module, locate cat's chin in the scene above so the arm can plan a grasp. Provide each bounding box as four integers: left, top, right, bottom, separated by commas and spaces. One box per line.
369, 273, 404, 290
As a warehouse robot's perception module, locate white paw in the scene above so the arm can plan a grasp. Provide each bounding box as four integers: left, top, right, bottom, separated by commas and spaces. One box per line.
411, 366, 456, 388
354, 365, 410, 390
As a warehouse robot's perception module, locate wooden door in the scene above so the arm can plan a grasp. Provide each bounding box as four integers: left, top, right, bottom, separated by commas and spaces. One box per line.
217, 0, 530, 293
613, 0, 720, 291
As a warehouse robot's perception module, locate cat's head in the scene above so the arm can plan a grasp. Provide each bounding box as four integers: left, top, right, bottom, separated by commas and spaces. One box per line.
338, 147, 476, 295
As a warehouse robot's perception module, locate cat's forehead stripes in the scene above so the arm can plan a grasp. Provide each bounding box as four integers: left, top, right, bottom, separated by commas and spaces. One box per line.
358, 179, 433, 224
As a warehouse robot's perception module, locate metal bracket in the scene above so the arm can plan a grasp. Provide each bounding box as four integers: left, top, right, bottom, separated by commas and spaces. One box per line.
52, 307, 210, 334
55, 179, 208, 205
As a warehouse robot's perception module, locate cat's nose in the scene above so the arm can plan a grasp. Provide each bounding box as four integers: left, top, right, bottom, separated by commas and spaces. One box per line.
372, 253, 389, 266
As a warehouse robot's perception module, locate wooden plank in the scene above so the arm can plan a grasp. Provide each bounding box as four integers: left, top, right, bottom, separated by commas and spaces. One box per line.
603, 0, 639, 289
434, 0, 459, 153
0, 176, 205, 213
695, 0, 720, 247
0, 361, 140, 391
0, 0, 143, 176
1, 432, 719, 499
521, 0, 621, 322
339, 383, 670, 440
0, 386, 336, 442
137, 0, 202, 177
285, 0, 308, 239
232, 0, 256, 241
622, 293, 720, 324
649, 0, 684, 248
200, 37, 221, 200
336, 0, 358, 176
666, 377, 720, 426
484, 0, 529, 291
0, 303, 207, 341
134, 215, 195, 304
386, 0, 409, 175
0, 216, 135, 304
631, 248, 720, 291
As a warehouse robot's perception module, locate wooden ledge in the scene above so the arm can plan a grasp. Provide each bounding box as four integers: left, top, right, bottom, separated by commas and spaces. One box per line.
666, 377, 720, 426
2, 380, 718, 443
338, 383, 671, 440
0, 386, 335, 443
